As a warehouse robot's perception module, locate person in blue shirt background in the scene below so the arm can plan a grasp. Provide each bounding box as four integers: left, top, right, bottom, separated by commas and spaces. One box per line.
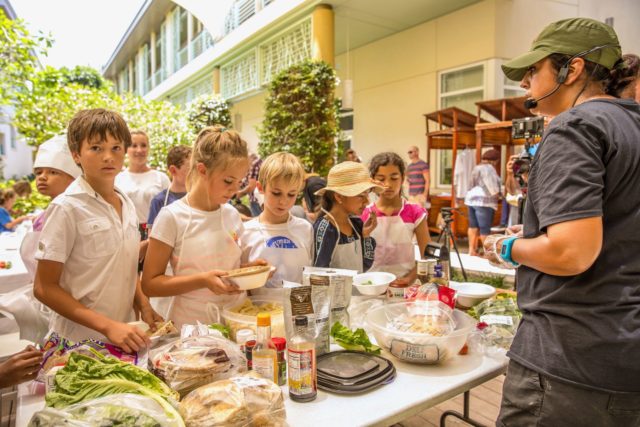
0, 189, 31, 232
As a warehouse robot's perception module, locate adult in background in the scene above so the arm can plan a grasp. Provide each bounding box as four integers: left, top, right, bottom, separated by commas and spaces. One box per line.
487, 18, 640, 426
345, 148, 362, 163
236, 152, 262, 217
115, 130, 170, 224
116, 130, 170, 270
464, 149, 501, 256
406, 146, 429, 208
301, 174, 327, 223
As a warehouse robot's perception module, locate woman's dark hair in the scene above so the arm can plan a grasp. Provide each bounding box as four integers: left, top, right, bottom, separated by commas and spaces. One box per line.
548, 53, 628, 96
319, 190, 338, 216
607, 53, 640, 98
368, 152, 406, 179
303, 176, 326, 213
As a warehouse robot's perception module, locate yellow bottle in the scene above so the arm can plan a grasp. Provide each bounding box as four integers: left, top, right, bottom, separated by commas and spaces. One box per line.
252, 312, 278, 383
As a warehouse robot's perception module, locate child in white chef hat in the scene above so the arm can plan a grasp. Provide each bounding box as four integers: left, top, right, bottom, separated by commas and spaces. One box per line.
20, 134, 81, 280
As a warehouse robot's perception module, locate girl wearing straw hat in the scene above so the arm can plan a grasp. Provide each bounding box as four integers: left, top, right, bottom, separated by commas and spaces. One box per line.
313, 161, 383, 273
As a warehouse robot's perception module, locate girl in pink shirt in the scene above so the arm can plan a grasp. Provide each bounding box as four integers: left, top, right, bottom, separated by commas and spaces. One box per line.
362, 152, 430, 285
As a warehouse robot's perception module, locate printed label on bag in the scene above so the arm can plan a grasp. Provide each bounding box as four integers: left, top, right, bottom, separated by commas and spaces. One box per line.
390, 339, 440, 363
480, 315, 514, 326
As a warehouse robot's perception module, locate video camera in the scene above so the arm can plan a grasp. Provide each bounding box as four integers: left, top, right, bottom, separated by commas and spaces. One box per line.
511, 117, 545, 183
440, 207, 458, 222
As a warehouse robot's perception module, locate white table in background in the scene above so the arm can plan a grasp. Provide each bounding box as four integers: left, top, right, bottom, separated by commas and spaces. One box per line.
0, 232, 30, 294
17, 351, 507, 427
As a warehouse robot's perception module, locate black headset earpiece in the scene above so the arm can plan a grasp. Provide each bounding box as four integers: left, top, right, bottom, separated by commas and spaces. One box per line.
556, 63, 570, 84
555, 44, 614, 84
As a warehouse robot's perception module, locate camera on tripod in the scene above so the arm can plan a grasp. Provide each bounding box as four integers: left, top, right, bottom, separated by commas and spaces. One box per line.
440, 207, 457, 222
511, 117, 544, 184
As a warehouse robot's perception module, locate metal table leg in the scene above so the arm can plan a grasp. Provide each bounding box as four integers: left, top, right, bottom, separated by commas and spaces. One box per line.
439, 390, 486, 427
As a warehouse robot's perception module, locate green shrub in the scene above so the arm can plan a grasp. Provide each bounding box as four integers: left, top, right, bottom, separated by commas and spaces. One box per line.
258, 60, 339, 176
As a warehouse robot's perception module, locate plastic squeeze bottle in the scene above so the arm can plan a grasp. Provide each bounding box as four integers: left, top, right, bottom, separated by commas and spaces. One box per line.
252, 312, 278, 383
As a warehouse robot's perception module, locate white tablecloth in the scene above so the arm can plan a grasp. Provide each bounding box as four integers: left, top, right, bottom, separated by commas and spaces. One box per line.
0, 231, 30, 293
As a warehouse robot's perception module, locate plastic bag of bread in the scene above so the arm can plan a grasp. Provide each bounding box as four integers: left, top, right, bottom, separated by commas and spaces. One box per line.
179, 372, 286, 427
149, 335, 247, 397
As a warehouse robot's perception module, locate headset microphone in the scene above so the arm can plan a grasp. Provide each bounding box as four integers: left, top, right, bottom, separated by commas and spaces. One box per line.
524, 82, 562, 109
522, 44, 614, 110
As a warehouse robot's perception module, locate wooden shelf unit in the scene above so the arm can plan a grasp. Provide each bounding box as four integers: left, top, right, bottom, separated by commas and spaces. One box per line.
424, 97, 538, 238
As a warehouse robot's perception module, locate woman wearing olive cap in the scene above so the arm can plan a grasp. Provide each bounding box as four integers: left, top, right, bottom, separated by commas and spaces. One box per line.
484, 18, 640, 426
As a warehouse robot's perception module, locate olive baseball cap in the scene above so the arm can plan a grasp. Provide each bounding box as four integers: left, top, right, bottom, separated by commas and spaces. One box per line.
502, 18, 622, 81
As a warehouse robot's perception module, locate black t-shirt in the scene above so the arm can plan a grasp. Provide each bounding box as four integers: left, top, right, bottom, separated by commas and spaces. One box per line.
511, 98, 640, 393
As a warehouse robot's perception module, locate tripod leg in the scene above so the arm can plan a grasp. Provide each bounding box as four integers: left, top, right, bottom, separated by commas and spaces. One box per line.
447, 228, 468, 282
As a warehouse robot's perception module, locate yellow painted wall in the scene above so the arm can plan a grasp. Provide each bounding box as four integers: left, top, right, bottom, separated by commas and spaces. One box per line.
335, 0, 497, 164
229, 92, 267, 153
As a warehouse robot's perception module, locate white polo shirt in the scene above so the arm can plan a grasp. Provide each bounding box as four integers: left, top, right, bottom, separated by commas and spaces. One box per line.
115, 169, 170, 223
35, 176, 140, 342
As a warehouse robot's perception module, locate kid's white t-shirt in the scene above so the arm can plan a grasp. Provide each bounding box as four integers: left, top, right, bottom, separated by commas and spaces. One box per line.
241, 215, 313, 287
116, 169, 170, 223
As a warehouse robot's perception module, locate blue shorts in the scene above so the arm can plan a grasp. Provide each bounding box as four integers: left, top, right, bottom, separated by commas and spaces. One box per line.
467, 205, 495, 235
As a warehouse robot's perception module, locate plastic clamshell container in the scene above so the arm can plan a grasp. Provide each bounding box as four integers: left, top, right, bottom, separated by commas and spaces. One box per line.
366, 302, 476, 364
353, 272, 396, 296
216, 296, 285, 341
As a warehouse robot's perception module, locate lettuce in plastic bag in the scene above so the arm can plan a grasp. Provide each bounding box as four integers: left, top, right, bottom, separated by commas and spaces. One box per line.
29, 393, 183, 427
45, 353, 182, 426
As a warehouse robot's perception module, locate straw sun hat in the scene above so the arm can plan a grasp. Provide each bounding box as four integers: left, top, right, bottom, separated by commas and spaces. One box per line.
315, 161, 383, 197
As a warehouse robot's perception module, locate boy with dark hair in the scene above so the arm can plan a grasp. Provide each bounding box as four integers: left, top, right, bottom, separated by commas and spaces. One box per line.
147, 145, 191, 227
34, 109, 154, 352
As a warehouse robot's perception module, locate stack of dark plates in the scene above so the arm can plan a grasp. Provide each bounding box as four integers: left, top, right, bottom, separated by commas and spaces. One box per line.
316, 351, 396, 394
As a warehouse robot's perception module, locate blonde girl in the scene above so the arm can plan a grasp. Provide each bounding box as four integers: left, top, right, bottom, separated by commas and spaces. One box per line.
361, 152, 429, 285
142, 126, 265, 327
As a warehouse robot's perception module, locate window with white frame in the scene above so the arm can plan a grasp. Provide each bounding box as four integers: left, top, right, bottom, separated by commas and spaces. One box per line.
154, 24, 166, 87
503, 74, 526, 98
131, 60, 137, 94
174, 7, 189, 72
143, 44, 152, 94
118, 69, 128, 94
435, 63, 485, 187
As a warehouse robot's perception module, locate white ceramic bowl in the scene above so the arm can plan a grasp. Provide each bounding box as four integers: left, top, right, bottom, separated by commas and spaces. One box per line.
353, 272, 396, 296
450, 282, 496, 308
224, 265, 275, 290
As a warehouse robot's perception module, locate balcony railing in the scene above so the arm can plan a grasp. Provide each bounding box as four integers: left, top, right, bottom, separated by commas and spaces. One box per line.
190, 31, 213, 59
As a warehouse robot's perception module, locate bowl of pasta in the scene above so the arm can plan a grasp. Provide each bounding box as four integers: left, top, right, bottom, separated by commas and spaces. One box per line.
366, 301, 475, 364
216, 296, 285, 341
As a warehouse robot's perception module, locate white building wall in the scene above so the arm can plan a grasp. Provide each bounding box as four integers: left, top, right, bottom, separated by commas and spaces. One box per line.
0, 107, 33, 180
